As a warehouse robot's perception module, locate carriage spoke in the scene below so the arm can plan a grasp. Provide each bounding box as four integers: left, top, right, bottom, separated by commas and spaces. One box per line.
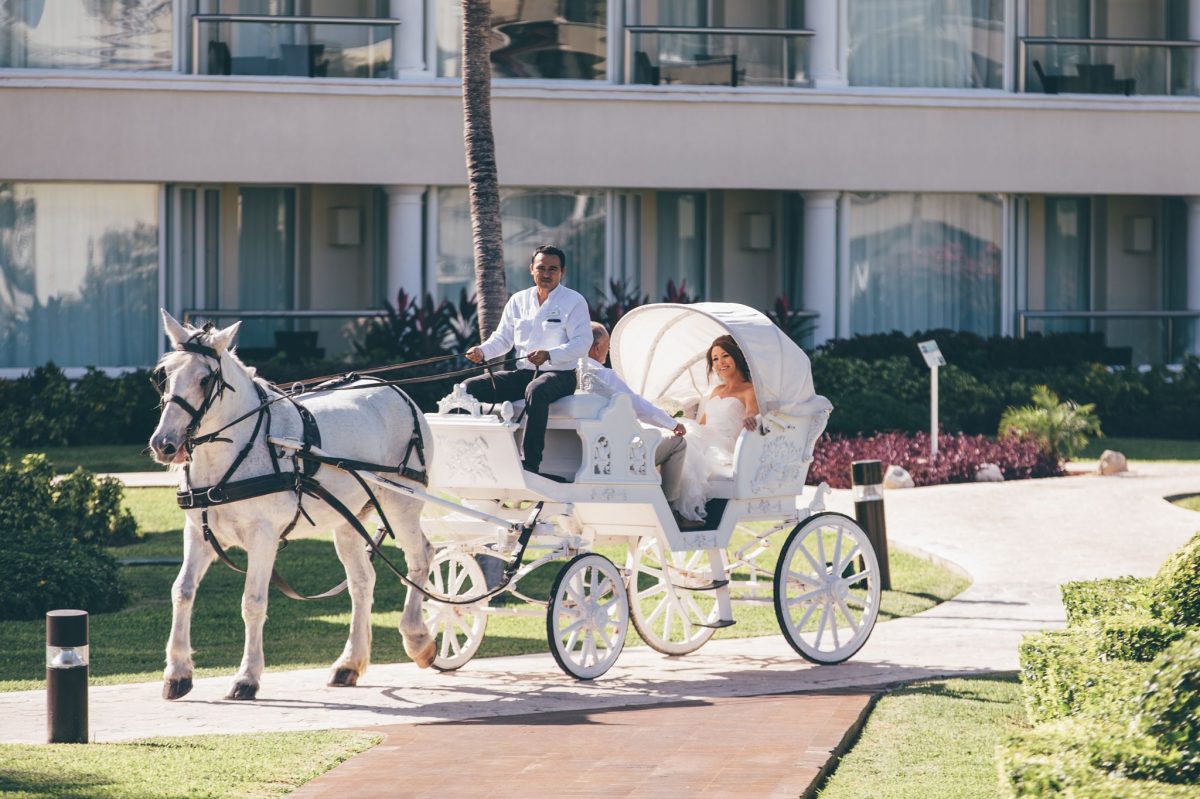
645, 594, 670, 625
795, 601, 818, 632
787, 587, 825, 606
813, 602, 831, 649
835, 597, 862, 632
844, 592, 870, 609
799, 541, 825, 576
842, 567, 872, 587
638, 583, 667, 601
835, 547, 863, 577
816, 527, 828, 569
832, 531, 843, 579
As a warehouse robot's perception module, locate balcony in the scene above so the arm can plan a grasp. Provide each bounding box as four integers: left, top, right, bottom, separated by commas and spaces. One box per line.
191, 15, 398, 79
625, 26, 813, 88
1020, 37, 1200, 96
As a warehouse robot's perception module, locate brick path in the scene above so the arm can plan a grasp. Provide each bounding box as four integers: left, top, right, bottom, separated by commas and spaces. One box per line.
290, 691, 876, 799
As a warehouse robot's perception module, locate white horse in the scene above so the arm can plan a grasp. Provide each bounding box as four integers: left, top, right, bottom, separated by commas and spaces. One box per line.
149, 310, 437, 701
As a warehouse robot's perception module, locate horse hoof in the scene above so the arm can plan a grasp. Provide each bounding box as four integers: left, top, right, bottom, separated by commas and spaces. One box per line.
328, 668, 358, 687
163, 678, 193, 701
412, 639, 437, 670
225, 682, 258, 701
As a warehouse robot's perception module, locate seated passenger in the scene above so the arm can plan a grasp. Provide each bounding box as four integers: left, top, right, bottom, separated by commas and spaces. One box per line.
585, 323, 699, 529
675, 335, 760, 522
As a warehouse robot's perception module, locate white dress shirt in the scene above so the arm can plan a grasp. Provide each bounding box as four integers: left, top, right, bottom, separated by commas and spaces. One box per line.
478, 285, 592, 371
587, 357, 678, 430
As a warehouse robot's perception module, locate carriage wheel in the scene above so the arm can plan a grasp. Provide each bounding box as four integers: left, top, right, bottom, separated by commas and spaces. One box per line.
627, 535, 720, 656
422, 550, 488, 672
546, 553, 628, 680
773, 512, 880, 665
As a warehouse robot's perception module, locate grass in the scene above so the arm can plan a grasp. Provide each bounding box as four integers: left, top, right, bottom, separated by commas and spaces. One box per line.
1173, 494, 1200, 513
0, 729, 379, 799
817, 674, 1028, 799
13, 445, 162, 475
1078, 436, 1200, 462
0, 487, 968, 691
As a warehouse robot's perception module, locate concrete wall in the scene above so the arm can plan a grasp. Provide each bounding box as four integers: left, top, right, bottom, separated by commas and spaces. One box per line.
3, 76, 1200, 194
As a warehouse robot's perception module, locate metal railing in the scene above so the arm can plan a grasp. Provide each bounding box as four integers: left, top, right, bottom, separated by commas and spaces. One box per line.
191, 14, 399, 79
624, 26, 814, 88
1019, 37, 1200, 96
1018, 309, 1200, 364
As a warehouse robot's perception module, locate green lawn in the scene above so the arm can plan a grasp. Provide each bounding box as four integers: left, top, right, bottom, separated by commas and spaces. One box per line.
0, 487, 968, 691
13, 445, 162, 475
0, 730, 378, 799
818, 674, 1027, 799
1173, 494, 1200, 513
1078, 437, 1200, 462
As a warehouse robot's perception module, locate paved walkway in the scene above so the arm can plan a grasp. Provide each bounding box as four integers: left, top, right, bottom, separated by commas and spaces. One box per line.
4, 463, 1198, 795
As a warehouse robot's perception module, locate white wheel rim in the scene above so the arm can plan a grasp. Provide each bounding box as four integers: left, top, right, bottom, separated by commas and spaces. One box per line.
777, 517, 879, 663
423, 551, 488, 671
550, 555, 628, 679
628, 537, 718, 655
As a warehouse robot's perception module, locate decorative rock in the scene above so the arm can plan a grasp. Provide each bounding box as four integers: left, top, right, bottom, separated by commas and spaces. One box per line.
975, 463, 1004, 482
883, 464, 914, 489
1099, 450, 1128, 476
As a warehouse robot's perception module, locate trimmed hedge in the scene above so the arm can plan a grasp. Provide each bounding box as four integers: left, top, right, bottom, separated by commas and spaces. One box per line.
1018, 628, 1155, 723
1061, 576, 1154, 625
1097, 615, 1187, 662
1151, 532, 1200, 627
1134, 631, 1200, 777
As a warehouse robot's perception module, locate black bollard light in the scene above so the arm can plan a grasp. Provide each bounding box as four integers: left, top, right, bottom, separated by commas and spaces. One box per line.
851, 460, 891, 590
46, 609, 89, 744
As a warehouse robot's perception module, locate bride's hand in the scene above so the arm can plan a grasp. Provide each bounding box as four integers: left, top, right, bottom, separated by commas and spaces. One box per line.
742, 415, 757, 431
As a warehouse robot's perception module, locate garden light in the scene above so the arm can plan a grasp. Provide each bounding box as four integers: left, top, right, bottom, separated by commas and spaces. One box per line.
851, 460, 891, 590
46, 609, 89, 744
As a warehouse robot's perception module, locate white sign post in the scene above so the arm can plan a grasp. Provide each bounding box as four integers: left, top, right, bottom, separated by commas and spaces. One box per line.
917, 340, 946, 458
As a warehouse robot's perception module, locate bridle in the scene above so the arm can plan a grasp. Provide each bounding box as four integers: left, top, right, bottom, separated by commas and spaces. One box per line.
153, 329, 239, 455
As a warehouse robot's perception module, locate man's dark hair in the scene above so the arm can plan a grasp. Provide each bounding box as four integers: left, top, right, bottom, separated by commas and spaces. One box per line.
531, 244, 567, 270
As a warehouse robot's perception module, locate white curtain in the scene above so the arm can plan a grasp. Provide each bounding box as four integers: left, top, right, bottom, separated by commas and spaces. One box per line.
436, 187, 608, 303
237, 187, 296, 347
655, 191, 706, 299
848, 193, 1002, 336
848, 0, 1005, 88
0, 0, 171, 70
0, 183, 159, 369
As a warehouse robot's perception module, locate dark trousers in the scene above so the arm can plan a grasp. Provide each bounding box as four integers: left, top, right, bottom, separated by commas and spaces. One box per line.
462, 368, 577, 471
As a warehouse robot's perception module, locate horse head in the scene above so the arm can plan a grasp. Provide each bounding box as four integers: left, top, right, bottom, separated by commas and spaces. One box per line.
149, 309, 249, 465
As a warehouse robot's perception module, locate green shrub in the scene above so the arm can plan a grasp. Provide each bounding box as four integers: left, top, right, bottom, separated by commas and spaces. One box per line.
1151, 532, 1200, 627
50, 468, 140, 546
1061, 576, 1154, 625
1000, 719, 1200, 799
0, 454, 128, 621
999, 385, 1103, 460
1019, 628, 1154, 723
1097, 615, 1187, 662
1134, 632, 1200, 774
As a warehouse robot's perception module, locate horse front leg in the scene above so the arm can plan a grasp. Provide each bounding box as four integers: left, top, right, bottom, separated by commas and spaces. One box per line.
388, 498, 436, 669
327, 520, 377, 687
227, 523, 278, 701
164, 516, 217, 700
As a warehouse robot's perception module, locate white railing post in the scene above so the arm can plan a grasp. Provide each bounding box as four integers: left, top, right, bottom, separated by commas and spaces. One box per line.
803, 191, 839, 346
386, 186, 426, 302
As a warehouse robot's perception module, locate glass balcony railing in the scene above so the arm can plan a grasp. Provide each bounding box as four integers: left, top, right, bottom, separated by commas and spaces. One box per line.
191, 15, 398, 79
625, 27, 813, 88
181, 309, 387, 362
1018, 310, 1200, 365
1020, 38, 1200, 96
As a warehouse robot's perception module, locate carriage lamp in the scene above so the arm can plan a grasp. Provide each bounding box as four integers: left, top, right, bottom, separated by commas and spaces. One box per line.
851, 461, 892, 590
46, 609, 89, 743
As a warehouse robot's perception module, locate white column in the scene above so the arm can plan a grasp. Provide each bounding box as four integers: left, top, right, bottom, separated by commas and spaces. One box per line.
807, 0, 846, 88
1187, 196, 1200, 352
386, 186, 426, 303
803, 191, 840, 346
391, 0, 428, 78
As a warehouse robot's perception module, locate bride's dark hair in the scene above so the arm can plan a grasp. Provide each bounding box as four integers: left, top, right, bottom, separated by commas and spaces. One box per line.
706, 335, 751, 383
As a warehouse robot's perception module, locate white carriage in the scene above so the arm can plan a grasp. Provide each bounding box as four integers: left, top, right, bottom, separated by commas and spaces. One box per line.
418, 302, 881, 679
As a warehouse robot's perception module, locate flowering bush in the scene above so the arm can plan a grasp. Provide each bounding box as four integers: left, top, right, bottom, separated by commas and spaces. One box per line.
807, 431, 1062, 489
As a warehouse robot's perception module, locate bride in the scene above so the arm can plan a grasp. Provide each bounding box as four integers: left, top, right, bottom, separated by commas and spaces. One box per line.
673, 334, 760, 525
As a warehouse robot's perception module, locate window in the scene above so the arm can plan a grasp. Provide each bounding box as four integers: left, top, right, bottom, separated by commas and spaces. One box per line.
848, 0, 1004, 88
436, 188, 607, 302
656, 192, 706, 299
848, 193, 1002, 337
0, 0, 171, 70
0, 183, 160, 369
436, 0, 608, 80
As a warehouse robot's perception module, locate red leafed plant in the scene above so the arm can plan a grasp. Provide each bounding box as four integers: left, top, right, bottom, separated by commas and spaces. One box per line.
807, 431, 1063, 489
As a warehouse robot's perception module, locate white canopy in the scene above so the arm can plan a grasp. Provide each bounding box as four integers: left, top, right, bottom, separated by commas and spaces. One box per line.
610, 303, 832, 418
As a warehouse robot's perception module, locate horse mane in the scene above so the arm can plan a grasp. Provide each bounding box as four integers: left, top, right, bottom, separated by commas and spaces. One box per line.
156, 333, 260, 386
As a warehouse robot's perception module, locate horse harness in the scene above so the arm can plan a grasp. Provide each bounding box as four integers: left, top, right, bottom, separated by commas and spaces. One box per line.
165, 335, 436, 601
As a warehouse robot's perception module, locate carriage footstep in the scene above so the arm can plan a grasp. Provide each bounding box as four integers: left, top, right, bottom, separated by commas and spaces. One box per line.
694, 619, 736, 630
162, 677, 193, 701
668, 579, 730, 592
328, 668, 359, 687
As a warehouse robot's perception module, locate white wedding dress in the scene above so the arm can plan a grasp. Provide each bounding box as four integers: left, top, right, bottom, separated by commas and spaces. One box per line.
673, 394, 746, 522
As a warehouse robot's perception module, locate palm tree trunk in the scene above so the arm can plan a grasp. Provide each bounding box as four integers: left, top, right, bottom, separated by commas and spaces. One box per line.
462, 0, 506, 339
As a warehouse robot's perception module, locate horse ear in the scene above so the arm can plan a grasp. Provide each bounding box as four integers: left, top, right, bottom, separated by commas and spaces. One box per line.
210, 321, 242, 353
161, 309, 189, 347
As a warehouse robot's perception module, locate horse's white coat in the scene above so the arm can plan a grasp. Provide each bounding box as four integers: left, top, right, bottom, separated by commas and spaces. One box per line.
150, 310, 435, 699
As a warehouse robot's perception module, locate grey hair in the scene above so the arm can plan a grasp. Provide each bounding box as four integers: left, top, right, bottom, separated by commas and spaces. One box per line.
590, 322, 609, 347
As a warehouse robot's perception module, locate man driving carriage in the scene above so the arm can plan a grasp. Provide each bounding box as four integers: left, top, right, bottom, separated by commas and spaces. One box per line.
463, 245, 591, 475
